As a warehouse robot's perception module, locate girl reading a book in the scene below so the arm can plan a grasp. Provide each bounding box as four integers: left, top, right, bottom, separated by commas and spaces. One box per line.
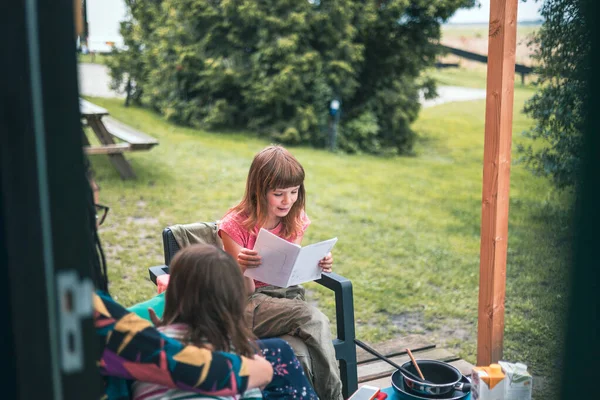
218, 145, 342, 400
132, 243, 318, 400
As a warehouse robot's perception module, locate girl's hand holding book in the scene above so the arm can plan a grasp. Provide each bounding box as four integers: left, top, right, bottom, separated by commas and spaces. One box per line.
318, 252, 334, 273
237, 248, 262, 269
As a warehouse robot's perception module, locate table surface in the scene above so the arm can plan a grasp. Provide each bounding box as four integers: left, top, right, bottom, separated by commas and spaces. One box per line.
381, 386, 471, 400
80, 98, 109, 116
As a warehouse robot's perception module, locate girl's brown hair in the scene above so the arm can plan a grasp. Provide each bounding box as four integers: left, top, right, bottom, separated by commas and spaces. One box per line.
228, 145, 306, 239
161, 244, 256, 357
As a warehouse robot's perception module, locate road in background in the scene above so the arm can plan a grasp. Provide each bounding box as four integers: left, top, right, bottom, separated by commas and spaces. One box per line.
78, 63, 125, 98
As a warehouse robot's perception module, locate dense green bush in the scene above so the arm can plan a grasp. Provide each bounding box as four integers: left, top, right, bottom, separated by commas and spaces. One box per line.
521, 0, 590, 189
109, 0, 474, 154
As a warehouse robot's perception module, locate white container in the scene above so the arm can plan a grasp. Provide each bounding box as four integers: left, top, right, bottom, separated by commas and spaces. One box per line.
499, 361, 533, 400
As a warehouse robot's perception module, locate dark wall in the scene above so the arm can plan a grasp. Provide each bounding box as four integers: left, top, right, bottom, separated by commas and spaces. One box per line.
1, 0, 102, 398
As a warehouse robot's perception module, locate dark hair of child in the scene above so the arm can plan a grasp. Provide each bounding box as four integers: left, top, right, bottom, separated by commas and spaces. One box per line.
161, 244, 257, 358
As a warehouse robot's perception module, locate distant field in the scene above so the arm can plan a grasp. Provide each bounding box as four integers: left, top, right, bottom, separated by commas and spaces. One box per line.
441, 23, 540, 66
442, 23, 540, 40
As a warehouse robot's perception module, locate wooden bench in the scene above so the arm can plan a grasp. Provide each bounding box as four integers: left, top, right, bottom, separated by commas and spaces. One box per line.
80, 98, 159, 179
84, 143, 132, 155
101, 116, 158, 151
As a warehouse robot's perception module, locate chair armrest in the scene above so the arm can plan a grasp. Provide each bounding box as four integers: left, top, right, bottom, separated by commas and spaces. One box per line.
315, 272, 356, 341
314, 272, 358, 397
148, 265, 169, 285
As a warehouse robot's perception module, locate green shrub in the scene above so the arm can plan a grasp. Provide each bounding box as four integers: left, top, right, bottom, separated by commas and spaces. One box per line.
339, 111, 380, 154
109, 0, 475, 154
521, 0, 590, 190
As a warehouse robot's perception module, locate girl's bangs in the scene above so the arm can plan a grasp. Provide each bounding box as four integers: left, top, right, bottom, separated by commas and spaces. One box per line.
268, 162, 304, 189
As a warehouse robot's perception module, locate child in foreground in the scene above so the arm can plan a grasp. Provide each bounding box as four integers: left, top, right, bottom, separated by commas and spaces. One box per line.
132, 244, 317, 400
88, 161, 272, 399
219, 145, 342, 400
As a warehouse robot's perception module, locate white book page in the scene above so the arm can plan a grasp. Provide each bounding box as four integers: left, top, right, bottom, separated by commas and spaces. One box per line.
287, 237, 338, 287
245, 228, 301, 287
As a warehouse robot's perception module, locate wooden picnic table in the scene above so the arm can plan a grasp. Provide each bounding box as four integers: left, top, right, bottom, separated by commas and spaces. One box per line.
80, 98, 158, 179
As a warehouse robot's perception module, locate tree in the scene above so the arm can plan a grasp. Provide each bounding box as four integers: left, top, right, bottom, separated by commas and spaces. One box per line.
341, 0, 472, 154
109, 0, 475, 154
107, 0, 163, 106
521, 0, 591, 189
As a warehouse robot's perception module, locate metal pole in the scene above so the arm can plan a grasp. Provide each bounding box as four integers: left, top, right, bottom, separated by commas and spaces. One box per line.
329, 99, 341, 152
330, 113, 339, 151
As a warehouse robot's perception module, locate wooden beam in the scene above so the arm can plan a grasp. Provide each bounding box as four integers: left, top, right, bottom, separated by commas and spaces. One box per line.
73, 0, 83, 36
84, 143, 132, 155
477, 0, 519, 366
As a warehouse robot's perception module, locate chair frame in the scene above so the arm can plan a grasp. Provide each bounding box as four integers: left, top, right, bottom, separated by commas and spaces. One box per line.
148, 226, 358, 398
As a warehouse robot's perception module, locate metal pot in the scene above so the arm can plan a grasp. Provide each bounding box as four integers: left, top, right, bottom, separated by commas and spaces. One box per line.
400, 359, 471, 397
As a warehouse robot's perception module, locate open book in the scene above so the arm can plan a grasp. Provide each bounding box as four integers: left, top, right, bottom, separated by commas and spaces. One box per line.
244, 228, 338, 288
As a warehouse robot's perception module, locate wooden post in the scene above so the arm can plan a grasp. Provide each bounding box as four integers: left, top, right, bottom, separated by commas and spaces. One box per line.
477, 0, 519, 366
74, 0, 83, 36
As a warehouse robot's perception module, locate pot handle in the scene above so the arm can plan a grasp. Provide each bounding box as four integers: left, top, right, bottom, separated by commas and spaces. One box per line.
455, 381, 471, 393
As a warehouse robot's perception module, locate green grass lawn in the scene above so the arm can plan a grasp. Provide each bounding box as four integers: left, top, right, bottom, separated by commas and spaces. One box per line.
87, 68, 569, 399
78, 52, 111, 65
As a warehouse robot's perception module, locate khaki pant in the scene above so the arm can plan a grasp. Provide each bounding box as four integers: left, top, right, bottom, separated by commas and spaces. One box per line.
247, 285, 343, 400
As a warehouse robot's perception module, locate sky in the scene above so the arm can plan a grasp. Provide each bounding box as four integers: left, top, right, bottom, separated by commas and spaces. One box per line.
86, 0, 543, 41
86, 0, 126, 38
86, 0, 127, 51
448, 0, 543, 24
